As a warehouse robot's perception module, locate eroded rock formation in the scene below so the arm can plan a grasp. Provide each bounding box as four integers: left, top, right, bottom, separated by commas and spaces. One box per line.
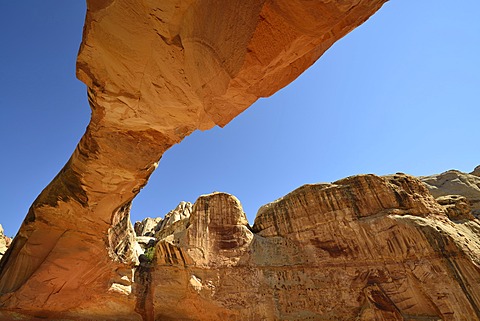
146, 173, 480, 320
134, 202, 192, 255
3, 169, 480, 320
421, 168, 480, 218
0, 226, 11, 262
135, 201, 193, 239
0, 0, 388, 319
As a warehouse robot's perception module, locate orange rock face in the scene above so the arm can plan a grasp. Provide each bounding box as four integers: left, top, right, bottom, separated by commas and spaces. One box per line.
2, 0, 480, 319
149, 174, 480, 320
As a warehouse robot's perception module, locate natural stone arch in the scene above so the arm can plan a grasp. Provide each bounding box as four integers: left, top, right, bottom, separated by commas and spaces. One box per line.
0, 0, 390, 319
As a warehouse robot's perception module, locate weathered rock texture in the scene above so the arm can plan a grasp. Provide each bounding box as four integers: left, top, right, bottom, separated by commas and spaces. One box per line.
0, 0, 387, 319
134, 202, 192, 253
135, 217, 163, 238
3, 172, 480, 320
135, 201, 193, 239
421, 168, 480, 217
0, 225, 11, 262
149, 174, 480, 320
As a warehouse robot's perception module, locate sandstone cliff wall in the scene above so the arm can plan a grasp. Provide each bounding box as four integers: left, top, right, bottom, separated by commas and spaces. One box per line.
146, 173, 480, 321
2, 168, 480, 320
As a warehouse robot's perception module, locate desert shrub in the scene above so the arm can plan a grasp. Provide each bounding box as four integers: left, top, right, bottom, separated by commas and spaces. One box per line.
144, 246, 155, 262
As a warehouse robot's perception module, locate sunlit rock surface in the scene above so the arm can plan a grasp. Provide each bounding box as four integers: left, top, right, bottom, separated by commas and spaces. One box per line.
421, 167, 480, 217
2, 171, 480, 320
0, 0, 387, 319
0, 225, 11, 262
148, 174, 480, 320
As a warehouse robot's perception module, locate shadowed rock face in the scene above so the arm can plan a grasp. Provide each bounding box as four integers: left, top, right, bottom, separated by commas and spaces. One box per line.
150, 174, 480, 320
0, 0, 387, 319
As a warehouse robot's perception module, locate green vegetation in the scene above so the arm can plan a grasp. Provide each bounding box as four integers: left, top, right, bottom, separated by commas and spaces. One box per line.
144, 246, 155, 262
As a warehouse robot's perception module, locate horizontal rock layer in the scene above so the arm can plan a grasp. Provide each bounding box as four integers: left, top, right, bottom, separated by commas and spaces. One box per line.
0, 0, 387, 319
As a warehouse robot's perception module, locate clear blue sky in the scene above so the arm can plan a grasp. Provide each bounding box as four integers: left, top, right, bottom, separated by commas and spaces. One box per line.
1, 1, 479, 237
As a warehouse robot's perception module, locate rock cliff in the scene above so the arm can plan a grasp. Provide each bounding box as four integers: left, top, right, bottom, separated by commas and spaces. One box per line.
145, 173, 480, 320
3, 166, 480, 320
0, 0, 388, 319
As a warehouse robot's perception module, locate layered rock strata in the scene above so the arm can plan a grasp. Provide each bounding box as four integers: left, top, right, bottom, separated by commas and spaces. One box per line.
0, 1, 388, 319
148, 174, 480, 320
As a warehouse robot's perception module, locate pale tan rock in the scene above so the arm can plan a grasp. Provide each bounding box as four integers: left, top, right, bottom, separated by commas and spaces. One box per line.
436, 195, 475, 220
2, 0, 478, 316
134, 217, 163, 237
156, 193, 253, 268
149, 174, 480, 320
155, 201, 193, 240
134, 202, 192, 240
0, 225, 11, 261
0, 0, 388, 319
421, 167, 480, 216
